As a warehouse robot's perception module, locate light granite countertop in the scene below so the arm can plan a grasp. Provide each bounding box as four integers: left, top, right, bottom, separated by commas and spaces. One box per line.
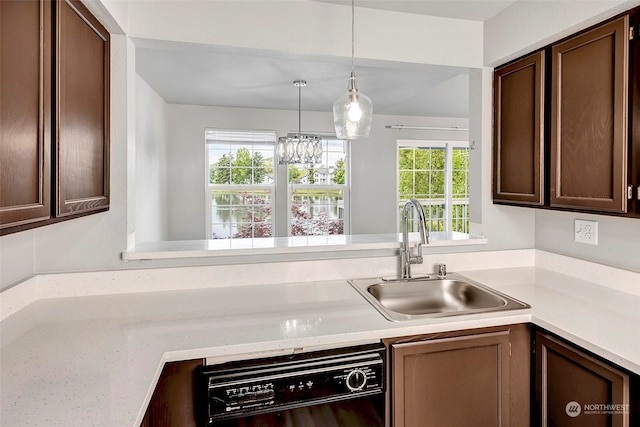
1, 252, 639, 427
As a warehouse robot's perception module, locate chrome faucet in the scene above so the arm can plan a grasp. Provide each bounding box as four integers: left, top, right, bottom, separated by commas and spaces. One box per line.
401, 199, 429, 279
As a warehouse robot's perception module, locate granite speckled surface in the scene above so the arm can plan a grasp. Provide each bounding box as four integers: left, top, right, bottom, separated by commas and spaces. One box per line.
1, 256, 639, 426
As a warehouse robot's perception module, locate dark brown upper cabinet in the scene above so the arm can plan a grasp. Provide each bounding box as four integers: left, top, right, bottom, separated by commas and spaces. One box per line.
630, 15, 640, 216
493, 10, 639, 217
0, 0, 110, 234
493, 51, 545, 206
0, 0, 52, 229
56, 0, 110, 217
550, 16, 629, 213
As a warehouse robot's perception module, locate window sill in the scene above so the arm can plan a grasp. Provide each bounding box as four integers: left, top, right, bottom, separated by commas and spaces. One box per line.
121, 232, 488, 262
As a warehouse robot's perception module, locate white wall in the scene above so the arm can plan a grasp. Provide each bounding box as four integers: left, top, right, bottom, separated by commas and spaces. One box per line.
484, 0, 640, 65
485, 0, 640, 272
164, 101, 534, 252
0, 34, 131, 290
3, 0, 637, 290
469, 67, 536, 250
128, 0, 484, 69
136, 76, 169, 243
535, 210, 640, 272
2, 0, 483, 289
165, 104, 473, 239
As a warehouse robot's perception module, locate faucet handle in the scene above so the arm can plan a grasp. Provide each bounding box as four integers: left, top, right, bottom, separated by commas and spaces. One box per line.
437, 263, 446, 278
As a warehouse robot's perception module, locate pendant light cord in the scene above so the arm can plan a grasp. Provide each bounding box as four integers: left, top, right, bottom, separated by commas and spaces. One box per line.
351, 0, 355, 73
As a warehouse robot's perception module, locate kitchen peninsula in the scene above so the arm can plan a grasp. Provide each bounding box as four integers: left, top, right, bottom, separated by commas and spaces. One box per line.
1, 250, 639, 426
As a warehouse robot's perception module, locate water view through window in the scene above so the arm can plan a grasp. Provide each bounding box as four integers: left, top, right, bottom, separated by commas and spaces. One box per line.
206, 129, 348, 239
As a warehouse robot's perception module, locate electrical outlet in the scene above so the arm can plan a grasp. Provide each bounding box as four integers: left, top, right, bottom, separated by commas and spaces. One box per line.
574, 219, 598, 245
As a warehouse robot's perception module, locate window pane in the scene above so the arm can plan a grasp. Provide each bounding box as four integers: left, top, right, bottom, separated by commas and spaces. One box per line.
399, 171, 414, 198
399, 148, 415, 170
453, 170, 468, 198
289, 138, 348, 236
291, 188, 345, 236
431, 149, 445, 170
425, 203, 445, 232
452, 149, 469, 201
429, 170, 445, 198
210, 188, 273, 239
207, 129, 276, 240
414, 148, 430, 170
397, 144, 469, 234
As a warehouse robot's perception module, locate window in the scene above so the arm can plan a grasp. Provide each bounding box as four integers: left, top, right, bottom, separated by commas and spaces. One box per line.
206, 130, 349, 240
206, 129, 276, 239
398, 141, 469, 234
289, 137, 349, 236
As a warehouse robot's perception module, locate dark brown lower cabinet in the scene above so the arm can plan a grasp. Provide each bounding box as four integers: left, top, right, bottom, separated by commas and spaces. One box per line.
141, 359, 203, 427
386, 324, 530, 427
535, 331, 630, 427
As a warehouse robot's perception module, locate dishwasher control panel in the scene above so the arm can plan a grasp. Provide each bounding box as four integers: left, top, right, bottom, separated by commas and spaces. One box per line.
199, 343, 385, 424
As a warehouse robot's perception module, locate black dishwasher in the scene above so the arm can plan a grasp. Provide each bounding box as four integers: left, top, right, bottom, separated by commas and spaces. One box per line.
198, 342, 385, 426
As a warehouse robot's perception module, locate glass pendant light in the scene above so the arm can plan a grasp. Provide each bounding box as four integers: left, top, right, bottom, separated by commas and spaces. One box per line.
333, 0, 373, 139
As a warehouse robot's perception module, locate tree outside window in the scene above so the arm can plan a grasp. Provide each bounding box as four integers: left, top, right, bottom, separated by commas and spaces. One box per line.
288, 138, 348, 236
206, 130, 349, 240
398, 142, 469, 234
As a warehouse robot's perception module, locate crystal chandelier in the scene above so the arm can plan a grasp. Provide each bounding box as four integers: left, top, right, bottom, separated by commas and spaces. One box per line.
333, 0, 373, 139
277, 81, 322, 165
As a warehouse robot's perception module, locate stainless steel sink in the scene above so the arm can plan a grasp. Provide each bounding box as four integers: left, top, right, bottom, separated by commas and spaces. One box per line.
348, 273, 529, 322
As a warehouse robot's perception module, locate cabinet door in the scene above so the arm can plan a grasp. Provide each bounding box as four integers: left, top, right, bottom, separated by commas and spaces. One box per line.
0, 0, 51, 229
630, 14, 640, 216
493, 51, 545, 206
550, 16, 629, 212
390, 331, 511, 427
142, 359, 203, 427
535, 332, 630, 427
56, 0, 109, 216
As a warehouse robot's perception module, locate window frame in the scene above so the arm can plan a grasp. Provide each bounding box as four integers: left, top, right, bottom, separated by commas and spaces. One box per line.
205, 129, 277, 240
396, 139, 470, 234
205, 130, 350, 240
286, 136, 351, 236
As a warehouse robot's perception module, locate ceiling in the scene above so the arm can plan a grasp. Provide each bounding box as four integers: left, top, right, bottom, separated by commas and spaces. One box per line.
136, 1, 518, 118
312, 0, 517, 21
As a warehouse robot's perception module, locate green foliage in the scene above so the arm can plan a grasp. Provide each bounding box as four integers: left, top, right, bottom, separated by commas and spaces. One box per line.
211, 154, 231, 184
398, 148, 445, 198
288, 165, 303, 183
398, 147, 469, 233
452, 149, 469, 198
398, 148, 468, 199
307, 166, 316, 184
333, 158, 346, 184
231, 148, 253, 184
210, 149, 267, 185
